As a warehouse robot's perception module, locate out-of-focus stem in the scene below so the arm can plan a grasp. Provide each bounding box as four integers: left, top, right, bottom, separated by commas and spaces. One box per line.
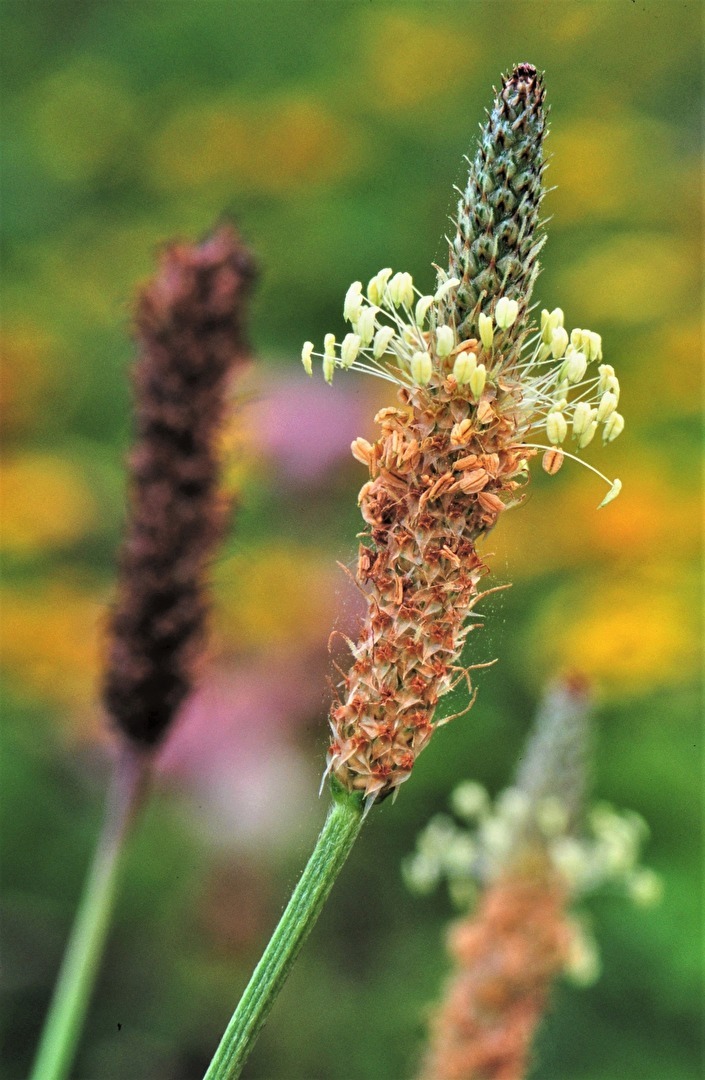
203, 793, 364, 1080
29, 747, 151, 1080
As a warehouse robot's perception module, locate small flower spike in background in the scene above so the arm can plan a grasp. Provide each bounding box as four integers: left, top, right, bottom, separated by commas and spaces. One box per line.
30, 224, 256, 1080
204, 65, 625, 1080
406, 676, 661, 1080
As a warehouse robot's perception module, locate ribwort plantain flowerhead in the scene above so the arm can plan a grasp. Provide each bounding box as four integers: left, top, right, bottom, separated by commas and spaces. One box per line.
302, 66, 623, 808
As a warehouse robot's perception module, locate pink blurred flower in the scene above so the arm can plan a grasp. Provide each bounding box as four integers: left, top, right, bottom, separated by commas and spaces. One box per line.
252, 373, 375, 484
156, 659, 321, 850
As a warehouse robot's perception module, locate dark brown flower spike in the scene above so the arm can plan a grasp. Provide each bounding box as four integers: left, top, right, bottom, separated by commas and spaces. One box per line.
103, 224, 256, 748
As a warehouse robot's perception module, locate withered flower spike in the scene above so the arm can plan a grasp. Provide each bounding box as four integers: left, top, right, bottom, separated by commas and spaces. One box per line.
103, 224, 256, 747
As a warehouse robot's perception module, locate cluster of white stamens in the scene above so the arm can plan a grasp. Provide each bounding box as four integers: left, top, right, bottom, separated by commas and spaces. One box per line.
301, 271, 624, 506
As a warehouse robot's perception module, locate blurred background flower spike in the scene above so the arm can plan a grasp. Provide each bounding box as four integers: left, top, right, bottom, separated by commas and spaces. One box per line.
407, 675, 662, 1080
29, 224, 257, 1080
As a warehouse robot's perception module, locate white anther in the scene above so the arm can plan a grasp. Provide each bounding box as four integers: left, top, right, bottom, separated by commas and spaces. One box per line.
372, 326, 395, 359
603, 411, 624, 442
546, 411, 568, 445
415, 295, 434, 326
343, 281, 363, 323
434, 276, 460, 301
478, 311, 494, 350
340, 332, 361, 369
550, 326, 569, 359
436, 325, 455, 358
410, 350, 433, 385
355, 306, 377, 346
598, 478, 622, 507
301, 341, 314, 376
561, 350, 588, 384
572, 401, 595, 438
495, 296, 519, 329
469, 363, 486, 399
453, 350, 477, 384
389, 271, 414, 308
578, 420, 598, 448
367, 268, 392, 305
596, 391, 618, 422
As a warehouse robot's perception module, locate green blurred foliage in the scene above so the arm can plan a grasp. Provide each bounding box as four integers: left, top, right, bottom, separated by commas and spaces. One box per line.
1, 2, 702, 1078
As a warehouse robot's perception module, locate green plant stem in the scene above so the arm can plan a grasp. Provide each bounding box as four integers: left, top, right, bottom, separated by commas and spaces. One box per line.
204, 792, 365, 1080
30, 745, 151, 1080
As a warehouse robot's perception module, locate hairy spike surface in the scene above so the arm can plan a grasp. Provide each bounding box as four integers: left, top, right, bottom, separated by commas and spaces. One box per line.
441, 62, 548, 341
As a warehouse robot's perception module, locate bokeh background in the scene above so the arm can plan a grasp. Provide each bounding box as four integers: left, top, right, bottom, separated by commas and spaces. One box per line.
1, 2, 702, 1078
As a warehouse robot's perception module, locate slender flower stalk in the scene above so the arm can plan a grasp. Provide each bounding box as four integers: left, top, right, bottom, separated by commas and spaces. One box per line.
407, 678, 661, 1080
205, 64, 624, 1080
30, 225, 256, 1080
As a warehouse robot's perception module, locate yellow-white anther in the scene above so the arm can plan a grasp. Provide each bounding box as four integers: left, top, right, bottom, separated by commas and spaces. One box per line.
323, 354, 335, 384
603, 411, 625, 442
605, 374, 620, 401
301, 341, 314, 376
572, 401, 595, 438
343, 281, 363, 323
570, 327, 585, 350
389, 271, 414, 309
436, 324, 455, 358
469, 362, 486, 399
597, 364, 616, 394
541, 307, 564, 344
372, 326, 395, 359
324, 333, 336, 357
561, 349, 587, 384
415, 295, 434, 326
550, 326, 570, 359
478, 311, 494, 351
578, 420, 598, 448
367, 268, 392, 305
434, 276, 460, 301
546, 411, 568, 445
495, 296, 519, 329
410, 350, 433, 386
550, 397, 568, 412
356, 306, 377, 346
598, 478, 622, 508
596, 391, 618, 422
586, 331, 602, 361
453, 350, 477, 384
627, 868, 663, 907
340, 332, 361, 369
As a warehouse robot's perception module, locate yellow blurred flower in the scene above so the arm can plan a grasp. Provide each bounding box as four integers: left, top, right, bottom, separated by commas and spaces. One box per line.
31, 57, 138, 183
526, 568, 699, 696
0, 452, 98, 556
213, 544, 340, 655
549, 115, 682, 224
493, 465, 699, 581
562, 233, 694, 323
149, 97, 360, 194
0, 582, 104, 715
362, 13, 471, 111
0, 323, 59, 438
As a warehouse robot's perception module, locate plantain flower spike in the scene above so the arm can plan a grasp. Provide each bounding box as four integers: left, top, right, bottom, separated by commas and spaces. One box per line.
408, 677, 661, 1080
302, 66, 623, 808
